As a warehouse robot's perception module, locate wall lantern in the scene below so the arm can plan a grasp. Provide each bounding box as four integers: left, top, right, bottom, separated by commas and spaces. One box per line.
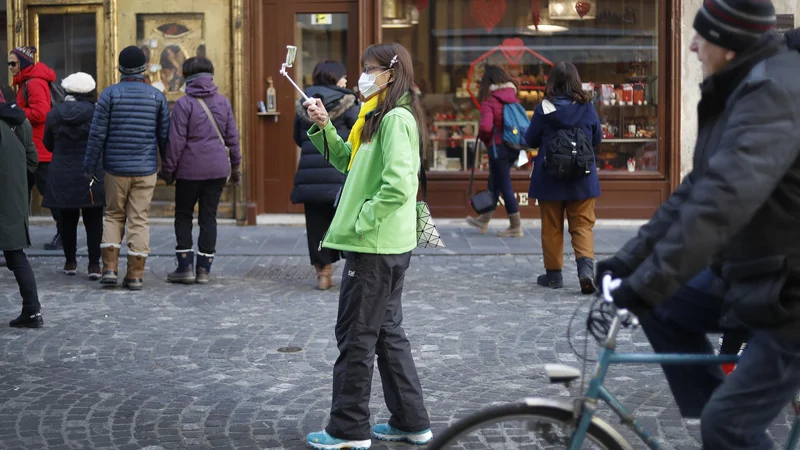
382, 0, 420, 29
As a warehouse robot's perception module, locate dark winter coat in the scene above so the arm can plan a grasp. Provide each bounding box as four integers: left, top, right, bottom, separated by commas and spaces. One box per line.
0, 103, 38, 251
478, 83, 521, 152
615, 31, 800, 338
291, 85, 358, 204
162, 75, 241, 180
13, 62, 56, 164
84, 75, 170, 177
526, 97, 602, 201
41, 97, 104, 209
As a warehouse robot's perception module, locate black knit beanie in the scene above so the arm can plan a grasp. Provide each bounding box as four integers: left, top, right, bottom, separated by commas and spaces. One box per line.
11, 47, 36, 71
118, 46, 147, 75
693, 0, 776, 52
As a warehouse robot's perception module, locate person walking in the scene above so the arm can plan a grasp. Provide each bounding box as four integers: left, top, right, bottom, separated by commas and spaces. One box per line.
84, 45, 170, 291
161, 57, 241, 284
466, 65, 523, 237
302, 42, 432, 449
0, 87, 43, 328
526, 62, 602, 293
9, 46, 60, 250
596, 3, 800, 447
291, 60, 358, 290
41, 72, 103, 280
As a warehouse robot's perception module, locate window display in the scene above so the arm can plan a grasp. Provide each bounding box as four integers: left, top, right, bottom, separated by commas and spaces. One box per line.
383, 0, 661, 174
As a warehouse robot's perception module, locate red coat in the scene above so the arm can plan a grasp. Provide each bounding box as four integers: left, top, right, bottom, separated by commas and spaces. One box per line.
14, 63, 56, 163
478, 83, 521, 146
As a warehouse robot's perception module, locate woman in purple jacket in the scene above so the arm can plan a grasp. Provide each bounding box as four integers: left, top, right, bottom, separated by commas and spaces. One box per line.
160, 57, 241, 284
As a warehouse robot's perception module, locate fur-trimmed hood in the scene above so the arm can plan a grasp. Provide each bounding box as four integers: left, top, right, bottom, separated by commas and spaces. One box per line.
489, 81, 517, 92
295, 85, 358, 122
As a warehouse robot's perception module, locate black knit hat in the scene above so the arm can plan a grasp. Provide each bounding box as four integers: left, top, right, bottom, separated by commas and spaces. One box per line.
11, 47, 36, 71
118, 46, 147, 75
693, 0, 776, 52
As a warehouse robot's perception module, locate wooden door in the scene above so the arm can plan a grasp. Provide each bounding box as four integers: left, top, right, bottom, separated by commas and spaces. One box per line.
250, 1, 360, 215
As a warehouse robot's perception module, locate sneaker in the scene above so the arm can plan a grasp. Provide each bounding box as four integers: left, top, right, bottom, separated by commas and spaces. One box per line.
372, 424, 433, 445
44, 233, 62, 251
9, 311, 43, 328
88, 263, 101, 281
306, 431, 371, 450
63, 261, 77, 276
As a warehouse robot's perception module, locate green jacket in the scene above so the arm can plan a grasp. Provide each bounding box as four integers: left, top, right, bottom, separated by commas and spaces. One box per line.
308, 106, 419, 254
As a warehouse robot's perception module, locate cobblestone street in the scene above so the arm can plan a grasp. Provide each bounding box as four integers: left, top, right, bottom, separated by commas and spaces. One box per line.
0, 226, 796, 449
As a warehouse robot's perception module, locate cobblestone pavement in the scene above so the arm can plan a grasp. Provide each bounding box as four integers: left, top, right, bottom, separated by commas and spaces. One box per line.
1, 254, 796, 450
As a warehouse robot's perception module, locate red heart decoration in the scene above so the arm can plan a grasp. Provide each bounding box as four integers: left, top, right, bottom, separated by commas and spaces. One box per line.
575, 1, 591, 18
500, 38, 525, 66
469, 0, 507, 33
415, 0, 429, 10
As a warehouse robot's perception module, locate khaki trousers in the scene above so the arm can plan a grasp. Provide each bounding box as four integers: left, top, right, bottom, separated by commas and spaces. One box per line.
539, 198, 596, 270
101, 173, 157, 255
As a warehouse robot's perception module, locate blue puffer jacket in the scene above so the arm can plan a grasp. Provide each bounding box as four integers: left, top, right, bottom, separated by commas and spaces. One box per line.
84, 75, 170, 177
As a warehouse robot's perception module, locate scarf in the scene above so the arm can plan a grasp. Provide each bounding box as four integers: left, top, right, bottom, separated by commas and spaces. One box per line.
346, 93, 383, 171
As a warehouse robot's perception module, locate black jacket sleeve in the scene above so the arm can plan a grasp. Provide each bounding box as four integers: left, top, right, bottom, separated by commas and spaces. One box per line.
627, 76, 800, 305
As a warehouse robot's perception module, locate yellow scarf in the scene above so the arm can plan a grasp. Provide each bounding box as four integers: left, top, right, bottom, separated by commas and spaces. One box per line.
346, 93, 383, 171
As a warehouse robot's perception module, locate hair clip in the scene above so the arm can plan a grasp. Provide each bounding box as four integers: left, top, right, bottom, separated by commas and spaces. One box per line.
389, 55, 399, 68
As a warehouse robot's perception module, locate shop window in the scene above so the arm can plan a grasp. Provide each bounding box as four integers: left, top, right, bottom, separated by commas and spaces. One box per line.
383, 0, 660, 175
36, 13, 97, 83
0, 1, 7, 87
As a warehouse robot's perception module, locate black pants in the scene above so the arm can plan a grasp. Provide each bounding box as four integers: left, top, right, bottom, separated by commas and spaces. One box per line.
3, 250, 40, 314
27, 163, 61, 223
488, 145, 519, 214
59, 207, 103, 264
304, 203, 341, 266
326, 252, 430, 441
174, 178, 226, 254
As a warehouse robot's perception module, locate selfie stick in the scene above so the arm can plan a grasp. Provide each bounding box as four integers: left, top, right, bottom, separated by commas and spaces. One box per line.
279, 45, 310, 102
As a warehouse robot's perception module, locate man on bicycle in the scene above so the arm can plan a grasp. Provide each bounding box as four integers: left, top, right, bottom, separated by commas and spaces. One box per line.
597, 1, 800, 448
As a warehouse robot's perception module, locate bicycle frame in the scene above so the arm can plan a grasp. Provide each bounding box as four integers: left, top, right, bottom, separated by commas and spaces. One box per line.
567, 313, 800, 450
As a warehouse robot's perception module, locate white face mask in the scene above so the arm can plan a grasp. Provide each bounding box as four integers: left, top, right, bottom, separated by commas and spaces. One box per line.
358, 69, 391, 99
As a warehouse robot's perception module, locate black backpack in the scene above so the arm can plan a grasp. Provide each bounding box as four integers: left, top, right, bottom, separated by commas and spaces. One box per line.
22, 79, 67, 107
544, 128, 594, 181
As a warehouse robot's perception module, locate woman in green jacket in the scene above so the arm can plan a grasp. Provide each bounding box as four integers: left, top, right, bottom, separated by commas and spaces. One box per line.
303, 43, 432, 449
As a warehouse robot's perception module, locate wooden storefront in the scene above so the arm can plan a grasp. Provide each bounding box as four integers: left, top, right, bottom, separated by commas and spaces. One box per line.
245, 0, 682, 222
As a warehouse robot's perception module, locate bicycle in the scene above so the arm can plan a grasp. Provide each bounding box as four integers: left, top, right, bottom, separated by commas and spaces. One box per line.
427, 275, 800, 449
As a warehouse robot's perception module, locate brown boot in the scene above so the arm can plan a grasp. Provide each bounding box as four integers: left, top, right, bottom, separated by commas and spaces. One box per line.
466, 211, 494, 234
122, 254, 146, 291
497, 212, 524, 237
100, 246, 120, 285
315, 264, 333, 290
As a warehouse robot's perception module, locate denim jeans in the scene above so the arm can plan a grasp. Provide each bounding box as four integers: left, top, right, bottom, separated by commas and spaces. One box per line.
639, 269, 800, 449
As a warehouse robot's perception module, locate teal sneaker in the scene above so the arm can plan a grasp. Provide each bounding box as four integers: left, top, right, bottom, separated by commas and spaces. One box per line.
371, 424, 433, 445
306, 430, 371, 449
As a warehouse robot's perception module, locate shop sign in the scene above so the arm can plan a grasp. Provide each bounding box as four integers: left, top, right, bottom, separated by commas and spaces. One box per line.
311, 14, 333, 25
594, 7, 637, 25
776, 14, 794, 36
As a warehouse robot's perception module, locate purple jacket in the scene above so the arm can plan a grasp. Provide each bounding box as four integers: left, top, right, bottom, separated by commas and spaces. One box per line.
163, 75, 241, 180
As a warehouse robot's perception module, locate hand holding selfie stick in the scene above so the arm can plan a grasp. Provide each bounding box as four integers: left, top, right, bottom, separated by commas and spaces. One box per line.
279, 45, 310, 102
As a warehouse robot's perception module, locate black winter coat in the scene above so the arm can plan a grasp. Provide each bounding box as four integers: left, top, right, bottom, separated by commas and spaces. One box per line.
290, 85, 358, 204
0, 103, 38, 251
42, 99, 104, 209
616, 31, 800, 338
84, 75, 170, 177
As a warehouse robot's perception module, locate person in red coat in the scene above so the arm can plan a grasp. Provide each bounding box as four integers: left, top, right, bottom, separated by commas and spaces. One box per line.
9, 46, 60, 250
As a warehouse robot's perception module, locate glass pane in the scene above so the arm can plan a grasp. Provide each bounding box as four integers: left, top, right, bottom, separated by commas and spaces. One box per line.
294, 13, 349, 92
0, 2, 7, 87
382, 0, 660, 174
37, 13, 97, 82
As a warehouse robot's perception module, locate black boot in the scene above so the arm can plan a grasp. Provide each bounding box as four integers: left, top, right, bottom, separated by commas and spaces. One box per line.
10, 311, 43, 328
537, 270, 564, 289
196, 252, 214, 284
167, 250, 195, 284
577, 257, 596, 295
44, 233, 62, 251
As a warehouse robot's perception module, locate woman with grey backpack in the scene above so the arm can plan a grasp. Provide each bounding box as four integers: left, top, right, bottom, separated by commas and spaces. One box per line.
160, 57, 242, 284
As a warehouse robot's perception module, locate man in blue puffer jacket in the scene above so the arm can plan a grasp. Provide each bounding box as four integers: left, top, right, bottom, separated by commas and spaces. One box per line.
84, 46, 170, 291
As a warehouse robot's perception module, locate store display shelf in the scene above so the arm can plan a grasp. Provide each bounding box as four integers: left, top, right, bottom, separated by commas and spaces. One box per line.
519, 85, 546, 91
603, 138, 657, 143
433, 121, 478, 127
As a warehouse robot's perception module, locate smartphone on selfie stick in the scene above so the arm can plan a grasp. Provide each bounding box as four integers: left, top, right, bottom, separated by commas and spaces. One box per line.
279, 45, 310, 102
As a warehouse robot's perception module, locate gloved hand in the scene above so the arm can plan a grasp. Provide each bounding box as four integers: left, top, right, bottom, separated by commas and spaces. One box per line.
229, 165, 242, 186
595, 256, 633, 281
609, 280, 652, 317
83, 172, 94, 182
158, 170, 175, 186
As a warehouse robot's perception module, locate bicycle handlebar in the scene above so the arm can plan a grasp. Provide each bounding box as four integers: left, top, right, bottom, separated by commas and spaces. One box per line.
601, 274, 640, 327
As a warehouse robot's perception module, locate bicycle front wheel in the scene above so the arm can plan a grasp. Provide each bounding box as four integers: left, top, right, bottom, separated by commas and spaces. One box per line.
427, 401, 631, 450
